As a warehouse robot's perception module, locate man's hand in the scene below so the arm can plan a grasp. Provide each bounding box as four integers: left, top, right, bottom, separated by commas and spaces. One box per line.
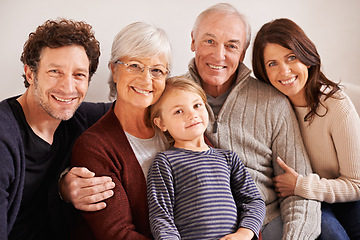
273, 157, 299, 198
59, 167, 115, 211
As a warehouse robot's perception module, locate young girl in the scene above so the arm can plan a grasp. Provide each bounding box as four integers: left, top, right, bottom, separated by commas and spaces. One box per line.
147, 76, 265, 240
252, 18, 360, 240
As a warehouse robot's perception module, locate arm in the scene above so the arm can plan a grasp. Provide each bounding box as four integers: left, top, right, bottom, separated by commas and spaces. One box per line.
71, 135, 151, 240
286, 98, 360, 202
59, 102, 115, 211
0, 137, 17, 240
272, 101, 321, 240
147, 153, 181, 240
0, 104, 24, 239
229, 152, 265, 239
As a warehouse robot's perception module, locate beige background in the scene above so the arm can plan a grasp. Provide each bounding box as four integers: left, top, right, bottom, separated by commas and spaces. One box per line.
1, 0, 359, 105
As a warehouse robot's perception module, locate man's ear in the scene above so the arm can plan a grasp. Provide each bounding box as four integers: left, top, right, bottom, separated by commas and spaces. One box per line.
24, 65, 35, 85
154, 117, 167, 132
190, 31, 195, 52
239, 50, 246, 63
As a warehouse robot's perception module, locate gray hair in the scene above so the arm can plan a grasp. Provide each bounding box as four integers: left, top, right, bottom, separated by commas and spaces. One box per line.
192, 3, 251, 51
108, 22, 172, 100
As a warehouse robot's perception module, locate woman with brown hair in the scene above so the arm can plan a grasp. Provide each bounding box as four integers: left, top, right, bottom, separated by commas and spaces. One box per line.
252, 18, 360, 240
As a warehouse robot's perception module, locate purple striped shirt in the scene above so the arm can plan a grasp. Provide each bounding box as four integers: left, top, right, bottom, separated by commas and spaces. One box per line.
147, 147, 265, 240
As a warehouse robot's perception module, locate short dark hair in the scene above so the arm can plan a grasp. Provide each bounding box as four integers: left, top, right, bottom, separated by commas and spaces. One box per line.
21, 18, 100, 87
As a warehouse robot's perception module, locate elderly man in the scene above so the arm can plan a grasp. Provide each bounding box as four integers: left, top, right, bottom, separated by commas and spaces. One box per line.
184, 3, 321, 240
0, 19, 114, 240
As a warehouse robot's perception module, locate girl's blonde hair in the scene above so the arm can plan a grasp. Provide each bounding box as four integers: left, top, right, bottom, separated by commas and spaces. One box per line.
149, 76, 207, 144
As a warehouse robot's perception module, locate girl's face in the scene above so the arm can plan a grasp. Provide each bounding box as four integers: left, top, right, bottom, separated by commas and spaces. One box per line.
263, 43, 309, 106
154, 88, 209, 146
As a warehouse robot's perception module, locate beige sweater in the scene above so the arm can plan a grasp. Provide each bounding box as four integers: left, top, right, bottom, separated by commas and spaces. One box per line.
294, 91, 360, 203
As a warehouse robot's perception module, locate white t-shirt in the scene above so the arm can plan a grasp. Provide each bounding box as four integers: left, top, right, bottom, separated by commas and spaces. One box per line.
125, 131, 168, 179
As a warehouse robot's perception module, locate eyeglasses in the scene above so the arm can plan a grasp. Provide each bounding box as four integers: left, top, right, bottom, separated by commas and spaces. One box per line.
115, 60, 169, 79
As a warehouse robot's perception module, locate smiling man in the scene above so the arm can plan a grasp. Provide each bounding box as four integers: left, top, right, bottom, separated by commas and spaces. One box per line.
0, 19, 113, 240
18, 45, 90, 143
185, 3, 321, 240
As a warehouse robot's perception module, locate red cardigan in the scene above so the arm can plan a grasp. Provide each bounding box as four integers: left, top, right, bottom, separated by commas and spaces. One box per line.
71, 105, 152, 240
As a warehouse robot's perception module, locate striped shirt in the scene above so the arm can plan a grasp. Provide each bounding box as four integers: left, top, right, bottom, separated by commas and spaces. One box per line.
147, 147, 265, 240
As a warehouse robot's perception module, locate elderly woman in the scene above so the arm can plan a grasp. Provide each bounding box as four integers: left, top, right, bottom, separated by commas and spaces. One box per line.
70, 22, 172, 240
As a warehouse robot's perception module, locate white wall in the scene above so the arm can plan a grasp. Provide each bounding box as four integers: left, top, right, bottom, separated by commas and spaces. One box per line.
1, 0, 359, 102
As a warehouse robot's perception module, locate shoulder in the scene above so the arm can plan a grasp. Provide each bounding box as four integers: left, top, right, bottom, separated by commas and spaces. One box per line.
0, 97, 16, 118
73, 101, 111, 126
318, 91, 359, 127
211, 147, 239, 160
247, 76, 289, 103
0, 98, 23, 176
154, 148, 207, 164
323, 91, 357, 115
233, 71, 291, 108
0, 97, 20, 134
74, 108, 124, 150
211, 147, 232, 155
71, 102, 112, 133
155, 148, 181, 159
77, 101, 111, 113
152, 151, 175, 168
71, 109, 131, 169
233, 75, 295, 122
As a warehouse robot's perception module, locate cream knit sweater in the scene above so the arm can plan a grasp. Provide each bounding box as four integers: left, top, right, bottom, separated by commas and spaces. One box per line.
294, 91, 360, 203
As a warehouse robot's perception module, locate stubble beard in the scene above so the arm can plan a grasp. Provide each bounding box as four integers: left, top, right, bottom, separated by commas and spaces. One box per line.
33, 77, 81, 121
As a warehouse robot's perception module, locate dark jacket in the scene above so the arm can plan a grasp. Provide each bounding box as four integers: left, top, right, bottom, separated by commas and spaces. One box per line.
0, 96, 109, 239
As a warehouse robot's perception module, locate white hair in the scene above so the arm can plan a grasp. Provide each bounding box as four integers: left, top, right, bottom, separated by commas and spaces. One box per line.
192, 3, 251, 50
108, 22, 172, 100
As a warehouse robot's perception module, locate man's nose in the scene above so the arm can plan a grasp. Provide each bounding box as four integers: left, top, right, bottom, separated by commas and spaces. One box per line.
59, 74, 76, 92
213, 44, 226, 61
